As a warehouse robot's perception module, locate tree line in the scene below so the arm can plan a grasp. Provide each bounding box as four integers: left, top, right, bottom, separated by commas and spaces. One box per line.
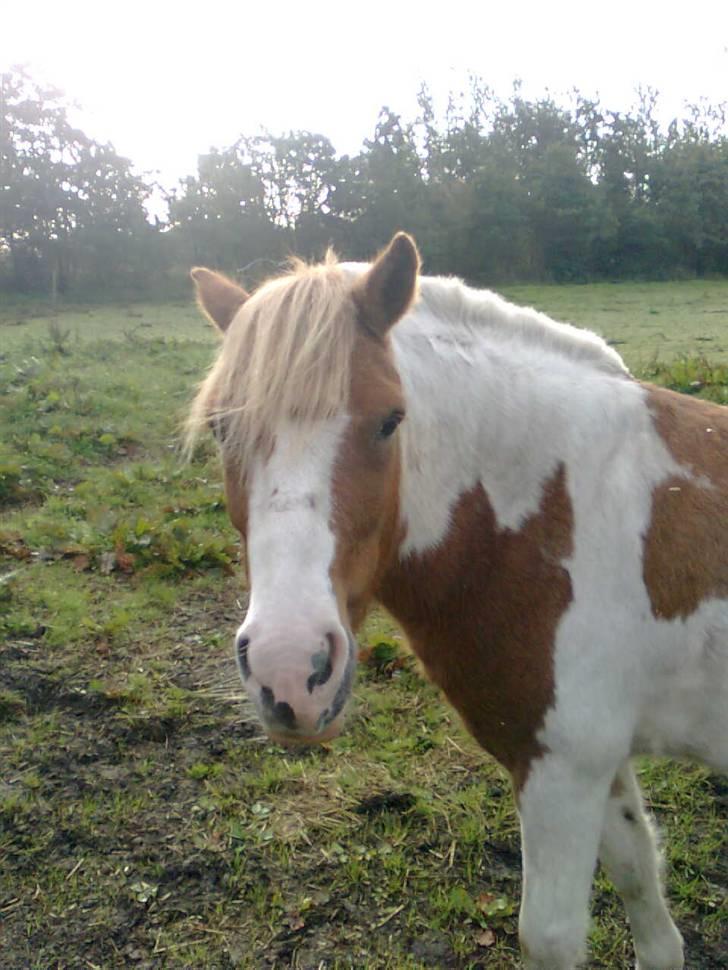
2, 66, 728, 297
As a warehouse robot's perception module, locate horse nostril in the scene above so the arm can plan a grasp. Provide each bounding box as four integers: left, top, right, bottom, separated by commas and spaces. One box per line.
260, 685, 297, 731
236, 635, 251, 679
307, 632, 336, 694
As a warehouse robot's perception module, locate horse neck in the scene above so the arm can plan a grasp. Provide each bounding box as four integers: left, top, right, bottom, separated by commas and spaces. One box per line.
390, 302, 634, 557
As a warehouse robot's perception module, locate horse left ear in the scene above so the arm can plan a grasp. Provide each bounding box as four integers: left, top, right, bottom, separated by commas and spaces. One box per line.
353, 232, 421, 337
191, 267, 249, 334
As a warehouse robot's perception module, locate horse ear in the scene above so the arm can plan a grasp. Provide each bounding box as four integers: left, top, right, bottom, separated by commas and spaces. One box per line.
353, 232, 421, 337
191, 267, 249, 333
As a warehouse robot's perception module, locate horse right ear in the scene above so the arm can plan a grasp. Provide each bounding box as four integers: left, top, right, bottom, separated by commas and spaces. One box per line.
353, 232, 421, 337
191, 267, 249, 333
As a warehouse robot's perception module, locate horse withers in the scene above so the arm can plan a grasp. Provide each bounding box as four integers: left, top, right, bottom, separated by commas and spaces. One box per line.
189, 234, 727, 970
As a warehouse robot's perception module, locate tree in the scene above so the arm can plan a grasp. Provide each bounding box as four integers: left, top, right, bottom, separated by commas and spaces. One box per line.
1, 66, 154, 294
167, 144, 278, 273
334, 109, 427, 258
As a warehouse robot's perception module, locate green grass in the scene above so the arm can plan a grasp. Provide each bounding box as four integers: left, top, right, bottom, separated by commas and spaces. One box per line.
0, 298, 207, 351
0, 287, 726, 968
501, 278, 728, 368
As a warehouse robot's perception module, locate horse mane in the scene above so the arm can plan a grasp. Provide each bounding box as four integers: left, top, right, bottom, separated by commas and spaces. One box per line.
188, 254, 628, 465
415, 275, 629, 377
187, 252, 357, 468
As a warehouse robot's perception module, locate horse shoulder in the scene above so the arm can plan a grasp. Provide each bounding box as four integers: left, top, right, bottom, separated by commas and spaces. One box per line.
379, 463, 574, 785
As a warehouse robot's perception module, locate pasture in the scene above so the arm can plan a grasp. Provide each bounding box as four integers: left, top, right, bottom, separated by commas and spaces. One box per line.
1, 281, 726, 969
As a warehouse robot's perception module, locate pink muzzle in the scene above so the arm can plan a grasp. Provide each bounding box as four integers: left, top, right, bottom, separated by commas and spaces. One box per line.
235, 622, 356, 743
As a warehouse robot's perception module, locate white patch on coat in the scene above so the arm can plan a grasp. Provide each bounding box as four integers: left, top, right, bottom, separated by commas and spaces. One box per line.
340, 264, 629, 554
242, 415, 349, 642
537, 386, 727, 772
390, 279, 632, 553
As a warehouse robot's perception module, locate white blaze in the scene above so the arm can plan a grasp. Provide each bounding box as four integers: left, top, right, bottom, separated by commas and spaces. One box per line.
241, 415, 349, 645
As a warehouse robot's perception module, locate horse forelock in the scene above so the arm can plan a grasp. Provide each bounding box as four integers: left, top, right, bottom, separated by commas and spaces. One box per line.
188, 254, 361, 472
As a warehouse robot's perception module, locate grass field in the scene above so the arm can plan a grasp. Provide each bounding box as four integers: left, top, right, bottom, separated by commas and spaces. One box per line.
1, 282, 726, 969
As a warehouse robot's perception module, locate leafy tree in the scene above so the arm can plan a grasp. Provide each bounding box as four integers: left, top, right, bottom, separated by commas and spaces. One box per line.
5, 65, 728, 294
167, 144, 278, 272
1, 66, 154, 294
651, 138, 728, 275
336, 109, 427, 258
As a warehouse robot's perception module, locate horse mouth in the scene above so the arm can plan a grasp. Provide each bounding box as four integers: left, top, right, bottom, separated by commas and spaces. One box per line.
268, 714, 346, 747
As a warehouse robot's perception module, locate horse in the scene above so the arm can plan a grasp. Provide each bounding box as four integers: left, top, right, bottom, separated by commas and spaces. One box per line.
188, 233, 727, 970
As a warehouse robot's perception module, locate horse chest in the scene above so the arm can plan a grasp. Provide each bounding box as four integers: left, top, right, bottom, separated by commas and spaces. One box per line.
379, 464, 574, 778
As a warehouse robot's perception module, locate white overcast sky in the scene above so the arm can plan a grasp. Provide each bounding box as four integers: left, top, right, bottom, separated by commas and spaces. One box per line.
3, 0, 727, 190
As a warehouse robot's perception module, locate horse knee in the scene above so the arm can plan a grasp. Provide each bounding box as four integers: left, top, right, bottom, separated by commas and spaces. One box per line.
519, 914, 586, 970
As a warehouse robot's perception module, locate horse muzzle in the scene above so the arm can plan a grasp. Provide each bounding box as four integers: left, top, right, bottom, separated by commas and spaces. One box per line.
235, 622, 356, 744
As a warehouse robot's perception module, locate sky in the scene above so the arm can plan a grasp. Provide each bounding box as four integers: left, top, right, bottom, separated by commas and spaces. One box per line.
3, 0, 727, 192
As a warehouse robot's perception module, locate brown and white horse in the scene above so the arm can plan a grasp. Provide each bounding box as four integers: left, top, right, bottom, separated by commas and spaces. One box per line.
189, 234, 727, 970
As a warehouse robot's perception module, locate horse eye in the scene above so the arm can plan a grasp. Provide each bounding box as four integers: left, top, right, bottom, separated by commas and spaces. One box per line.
376, 410, 404, 440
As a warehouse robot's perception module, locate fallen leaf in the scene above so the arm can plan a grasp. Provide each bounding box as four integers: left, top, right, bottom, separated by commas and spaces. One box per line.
0, 537, 31, 560
116, 552, 135, 574
475, 928, 496, 947
129, 880, 158, 903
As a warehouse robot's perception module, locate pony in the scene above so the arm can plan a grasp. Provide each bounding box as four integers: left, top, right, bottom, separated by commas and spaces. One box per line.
188, 233, 727, 969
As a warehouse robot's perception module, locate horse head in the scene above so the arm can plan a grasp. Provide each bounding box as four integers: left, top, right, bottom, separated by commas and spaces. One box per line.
190, 234, 419, 744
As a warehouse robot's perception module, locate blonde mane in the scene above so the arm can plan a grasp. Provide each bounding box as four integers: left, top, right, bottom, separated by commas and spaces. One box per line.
188, 251, 629, 471
187, 253, 357, 469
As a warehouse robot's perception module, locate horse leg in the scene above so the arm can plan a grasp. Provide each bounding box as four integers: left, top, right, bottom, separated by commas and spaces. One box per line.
517, 754, 614, 970
599, 761, 684, 970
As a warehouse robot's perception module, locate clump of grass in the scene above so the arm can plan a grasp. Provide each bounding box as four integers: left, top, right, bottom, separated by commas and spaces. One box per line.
46, 318, 73, 355
0, 460, 42, 506
0, 688, 26, 722
640, 355, 728, 403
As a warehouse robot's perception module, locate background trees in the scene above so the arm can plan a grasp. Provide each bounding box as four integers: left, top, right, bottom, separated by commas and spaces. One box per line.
1, 67, 154, 295
2, 66, 728, 296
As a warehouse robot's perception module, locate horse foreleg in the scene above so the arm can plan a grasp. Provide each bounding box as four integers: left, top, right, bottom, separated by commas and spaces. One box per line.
517, 754, 613, 970
599, 761, 684, 970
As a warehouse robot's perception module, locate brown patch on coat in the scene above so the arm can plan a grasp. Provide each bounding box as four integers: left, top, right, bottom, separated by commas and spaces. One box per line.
222, 463, 248, 539
378, 465, 574, 789
330, 328, 406, 630
642, 385, 728, 620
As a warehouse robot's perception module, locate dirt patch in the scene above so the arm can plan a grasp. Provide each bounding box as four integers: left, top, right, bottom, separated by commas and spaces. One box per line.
354, 790, 417, 816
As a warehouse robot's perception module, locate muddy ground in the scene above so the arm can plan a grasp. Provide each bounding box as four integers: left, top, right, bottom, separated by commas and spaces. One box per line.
1, 578, 725, 969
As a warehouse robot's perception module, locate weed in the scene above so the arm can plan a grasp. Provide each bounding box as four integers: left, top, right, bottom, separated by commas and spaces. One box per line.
45, 317, 73, 355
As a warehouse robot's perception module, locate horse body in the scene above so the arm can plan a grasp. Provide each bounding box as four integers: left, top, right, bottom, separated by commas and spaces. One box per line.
380, 271, 727, 778
190, 235, 727, 969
